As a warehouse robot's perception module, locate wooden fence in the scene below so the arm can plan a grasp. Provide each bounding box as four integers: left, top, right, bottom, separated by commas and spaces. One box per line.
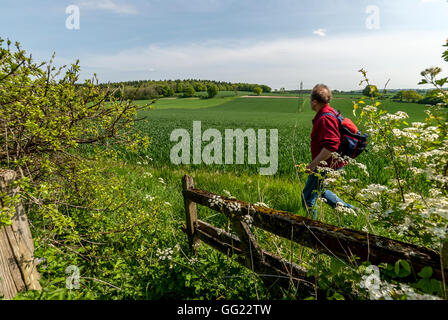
0, 170, 41, 300
181, 175, 448, 298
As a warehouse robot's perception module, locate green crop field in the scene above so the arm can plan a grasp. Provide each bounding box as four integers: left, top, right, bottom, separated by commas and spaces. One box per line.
127, 96, 428, 237
135, 96, 426, 177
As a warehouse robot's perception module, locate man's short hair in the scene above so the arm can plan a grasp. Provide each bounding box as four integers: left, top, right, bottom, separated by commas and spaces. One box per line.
311, 84, 332, 104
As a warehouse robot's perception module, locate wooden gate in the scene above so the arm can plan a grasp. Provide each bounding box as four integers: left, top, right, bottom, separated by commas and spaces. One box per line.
181, 175, 447, 298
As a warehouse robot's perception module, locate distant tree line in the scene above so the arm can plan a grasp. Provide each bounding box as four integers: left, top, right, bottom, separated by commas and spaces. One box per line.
361, 85, 446, 106
392, 89, 445, 105
99, 79, 272, 100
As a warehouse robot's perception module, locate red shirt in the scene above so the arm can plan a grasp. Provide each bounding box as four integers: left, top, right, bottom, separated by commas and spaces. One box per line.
311, 104, 344, 169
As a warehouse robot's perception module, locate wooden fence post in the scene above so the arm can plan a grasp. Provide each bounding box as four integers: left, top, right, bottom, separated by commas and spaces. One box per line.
0, 170, 41, 300
230, 220, 286, 298
231, 220, 264, 268
182, 175, 199, 253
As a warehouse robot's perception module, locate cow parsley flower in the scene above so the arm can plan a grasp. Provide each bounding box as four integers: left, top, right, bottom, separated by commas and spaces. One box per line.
254, 202, 270, 208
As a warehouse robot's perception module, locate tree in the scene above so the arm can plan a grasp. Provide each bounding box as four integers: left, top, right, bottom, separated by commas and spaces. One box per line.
207, 84, 219, 98
260, 85, 272, 93
419, 89, 445, 105
253, 87, 263, 96
393, 90, 406, 102
363, 85, 380, 97
162, 85, 175, 97
183, 85, 196, 97
394, 90, 423, 102
233, 84, 239, 96
196, 83, 207, 92
403, 90, 423, 102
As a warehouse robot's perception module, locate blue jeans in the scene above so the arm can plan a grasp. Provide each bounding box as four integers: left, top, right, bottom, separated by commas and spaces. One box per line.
301, 169, 354, 220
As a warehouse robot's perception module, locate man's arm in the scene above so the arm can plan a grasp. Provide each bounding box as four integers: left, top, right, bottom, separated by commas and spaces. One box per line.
306, 148, 332, 172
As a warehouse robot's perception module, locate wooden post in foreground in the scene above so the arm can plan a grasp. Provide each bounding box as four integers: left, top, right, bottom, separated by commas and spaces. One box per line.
0, 170, 41, 300
443, 241, 448, 273
182, 175, 199, 253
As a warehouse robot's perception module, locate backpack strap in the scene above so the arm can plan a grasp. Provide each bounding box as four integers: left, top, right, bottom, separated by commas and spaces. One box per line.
318, 112, 338, 121
319, 112, 336, 119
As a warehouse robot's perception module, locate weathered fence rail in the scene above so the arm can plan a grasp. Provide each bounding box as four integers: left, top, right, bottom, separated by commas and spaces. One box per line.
0, 170, 41, 300
181, 175, 447, 297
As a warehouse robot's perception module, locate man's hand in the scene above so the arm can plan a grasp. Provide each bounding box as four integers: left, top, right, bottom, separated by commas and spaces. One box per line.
305, 163, 316, 174
309, 148, 333, 172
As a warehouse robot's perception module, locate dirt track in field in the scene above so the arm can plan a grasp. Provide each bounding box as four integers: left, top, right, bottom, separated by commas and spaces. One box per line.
241, 95, 349, 100
240, 95, 298, 99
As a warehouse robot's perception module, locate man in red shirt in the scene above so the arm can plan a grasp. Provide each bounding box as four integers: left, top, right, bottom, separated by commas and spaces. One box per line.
300, 84, 354, 219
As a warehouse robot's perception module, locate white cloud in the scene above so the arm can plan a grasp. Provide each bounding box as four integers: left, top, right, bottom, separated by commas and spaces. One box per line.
77, 31, 447, 90
76, 0, 138, 15
313, 29, 327, 37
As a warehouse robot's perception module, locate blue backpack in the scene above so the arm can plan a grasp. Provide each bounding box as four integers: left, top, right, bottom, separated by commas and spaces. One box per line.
319, 111, 368, 159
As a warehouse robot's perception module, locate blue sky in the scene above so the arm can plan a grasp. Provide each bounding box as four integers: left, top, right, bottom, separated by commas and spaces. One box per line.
1, 0, 447, 90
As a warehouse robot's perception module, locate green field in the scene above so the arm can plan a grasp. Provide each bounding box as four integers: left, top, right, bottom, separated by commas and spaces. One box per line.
130, 96, 428, 234
135, 95, 426, 176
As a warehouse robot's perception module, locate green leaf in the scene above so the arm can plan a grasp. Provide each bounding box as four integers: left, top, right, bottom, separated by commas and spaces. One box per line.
330, 259, 345, 274
435, 78, 447, 87
418, 267, 433, 279
416, 278, 442, 295
394, 260, 412, 278
415, 279, 431, 293
430, 279, 442, 295
328, 292, 345, 300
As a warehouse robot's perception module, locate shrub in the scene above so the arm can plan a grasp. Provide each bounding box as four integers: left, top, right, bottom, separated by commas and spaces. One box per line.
183, 85, 196, 97
0, 38, 163, 298
207, 84, 219, 98
253, 87, 263, 96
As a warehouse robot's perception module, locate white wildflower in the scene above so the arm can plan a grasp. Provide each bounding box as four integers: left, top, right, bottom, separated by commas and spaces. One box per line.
145, 194, 155, 202
226, 201, 241, 213
380, 111, 409, 122
363, 105, 378, 113
156, 248, 174, 261
254, 202, 270, 208
243, 214, 254, 227
335, 202, 356, 216
208, 194, 225, 207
